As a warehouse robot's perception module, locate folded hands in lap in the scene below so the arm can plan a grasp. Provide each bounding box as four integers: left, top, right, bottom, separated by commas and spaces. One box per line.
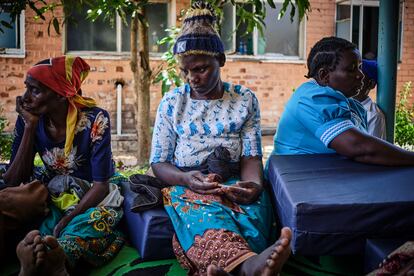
183, 171, 262, 204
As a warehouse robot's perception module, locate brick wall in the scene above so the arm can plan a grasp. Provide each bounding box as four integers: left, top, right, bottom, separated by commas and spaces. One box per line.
1, 0, 413, 155
398, 0, 414, 91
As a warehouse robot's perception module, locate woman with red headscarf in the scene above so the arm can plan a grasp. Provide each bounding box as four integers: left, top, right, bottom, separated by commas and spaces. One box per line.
0, 56, 124, 274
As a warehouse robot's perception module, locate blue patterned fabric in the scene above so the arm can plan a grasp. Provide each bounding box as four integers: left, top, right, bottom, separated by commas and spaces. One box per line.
10, 107, 114, 183
163, 179, 275, 254
40, 204, 124, 266
272, 79, 367, 155
150, 82, 262, 167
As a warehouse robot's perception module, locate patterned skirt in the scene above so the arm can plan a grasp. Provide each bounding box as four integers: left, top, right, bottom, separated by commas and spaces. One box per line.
39, 204, 124, 267
162, 179, 276, 275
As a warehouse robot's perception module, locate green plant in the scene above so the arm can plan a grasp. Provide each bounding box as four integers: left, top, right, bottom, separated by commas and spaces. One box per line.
395, 81, 414, 147
152, 27, 184, 95
0, 105, 12, 160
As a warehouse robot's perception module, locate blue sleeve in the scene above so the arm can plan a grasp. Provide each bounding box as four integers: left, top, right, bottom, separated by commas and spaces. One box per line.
296, 87, 355, 147
241, 91, 262, 157
90, 110, 114, 182
150, 94, 177, 164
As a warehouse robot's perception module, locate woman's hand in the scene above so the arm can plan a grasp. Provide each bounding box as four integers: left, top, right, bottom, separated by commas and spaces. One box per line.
221, 181, 262, 204
183, 171, 223, 195
16, 96, 39, 126
53, 213, 74, 237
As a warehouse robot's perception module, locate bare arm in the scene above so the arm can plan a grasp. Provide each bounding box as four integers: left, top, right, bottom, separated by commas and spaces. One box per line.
3, 125, 37, 186
240, 155, 263, 187
152, 162, 189, 186
3, 97, 39, 186
0, 180, 48, 222
53, 180, 109, 236
330, 128, 414, 166
221, 156, 264, 204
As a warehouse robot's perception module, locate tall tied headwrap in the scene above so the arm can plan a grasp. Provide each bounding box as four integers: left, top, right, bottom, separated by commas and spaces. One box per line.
27, 56, 96, 156
173, 1, 224, 56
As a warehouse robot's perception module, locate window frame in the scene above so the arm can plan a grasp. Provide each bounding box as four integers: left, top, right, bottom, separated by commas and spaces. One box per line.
0, 10, 25, 58
64, 0, 175, 59
222, 0, 306, 62
335, 0, 404, 61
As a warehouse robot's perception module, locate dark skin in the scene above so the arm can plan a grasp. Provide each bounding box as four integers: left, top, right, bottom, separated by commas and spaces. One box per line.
315, 49, 414, 165
153, 54, 292, 276
353, 75, 376, 102
152, 54, 263, 204
2, 75, 109, 236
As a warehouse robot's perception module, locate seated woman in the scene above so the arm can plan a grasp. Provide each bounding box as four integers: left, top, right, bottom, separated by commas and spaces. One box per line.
0, 56, 124, 275
272, 36, 414, 165
150, 2, 292, 276
268, 36, 414, 275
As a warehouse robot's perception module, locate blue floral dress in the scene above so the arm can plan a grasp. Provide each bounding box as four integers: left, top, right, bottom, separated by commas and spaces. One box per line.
150, 83, 275, 274
10, 107, 124, 266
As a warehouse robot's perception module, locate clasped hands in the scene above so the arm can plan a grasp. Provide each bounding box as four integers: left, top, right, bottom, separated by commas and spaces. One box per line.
182, 171, 262, 204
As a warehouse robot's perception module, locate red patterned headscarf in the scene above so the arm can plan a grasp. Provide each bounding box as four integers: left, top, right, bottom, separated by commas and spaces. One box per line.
27, 56, 96, 156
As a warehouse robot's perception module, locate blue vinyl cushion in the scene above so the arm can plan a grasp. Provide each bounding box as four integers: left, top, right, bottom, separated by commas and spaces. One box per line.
267, 154, 414, 255
121, 181, 175, 260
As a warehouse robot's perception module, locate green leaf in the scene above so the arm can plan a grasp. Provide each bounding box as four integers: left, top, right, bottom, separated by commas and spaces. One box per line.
278, 0, 290, 20
289, 4, 296, 22
52, 17, 60, 35
0, 20, 13, 29
47, 19, 52, 36
254, 0, 263, 14
28, 1, 46, 21
267, 0, 276, 9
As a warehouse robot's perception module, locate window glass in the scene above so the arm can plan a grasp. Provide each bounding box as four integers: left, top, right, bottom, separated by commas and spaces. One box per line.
121, 3, 169, 52
67, 7, 116, 51
336, 3, 351, 20
336, 3, 351, 41
362, 6, 379, 59
221, 2, 302, 57
0, 12, 20, 49
67, 3, 168, 53
235, 3, 253, 55
352, 6, 360, 46
220, 2, 234, 52
336, 1, 403, 62
258, 2, 299, 56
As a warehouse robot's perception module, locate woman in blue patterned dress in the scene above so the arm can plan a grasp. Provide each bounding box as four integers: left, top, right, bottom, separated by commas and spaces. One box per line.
1, 56, 124, 275
150, 2, 292, 276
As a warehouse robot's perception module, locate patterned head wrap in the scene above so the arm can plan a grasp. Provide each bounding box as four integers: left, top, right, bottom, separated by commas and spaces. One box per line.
362, 59, 378, 83
173, 1, 224, 56
27, 56, 96, 156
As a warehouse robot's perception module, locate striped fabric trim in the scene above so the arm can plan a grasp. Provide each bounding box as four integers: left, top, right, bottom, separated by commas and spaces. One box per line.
320, 120, 354, 146
64, 55, 75, 84
176, 50, 218, 57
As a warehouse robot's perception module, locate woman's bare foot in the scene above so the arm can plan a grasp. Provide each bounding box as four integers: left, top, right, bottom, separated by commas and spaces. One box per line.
38, 235, 69, 276
207, 227, 292, 276
240, 227, 292, 276
16, 230, 45, 276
